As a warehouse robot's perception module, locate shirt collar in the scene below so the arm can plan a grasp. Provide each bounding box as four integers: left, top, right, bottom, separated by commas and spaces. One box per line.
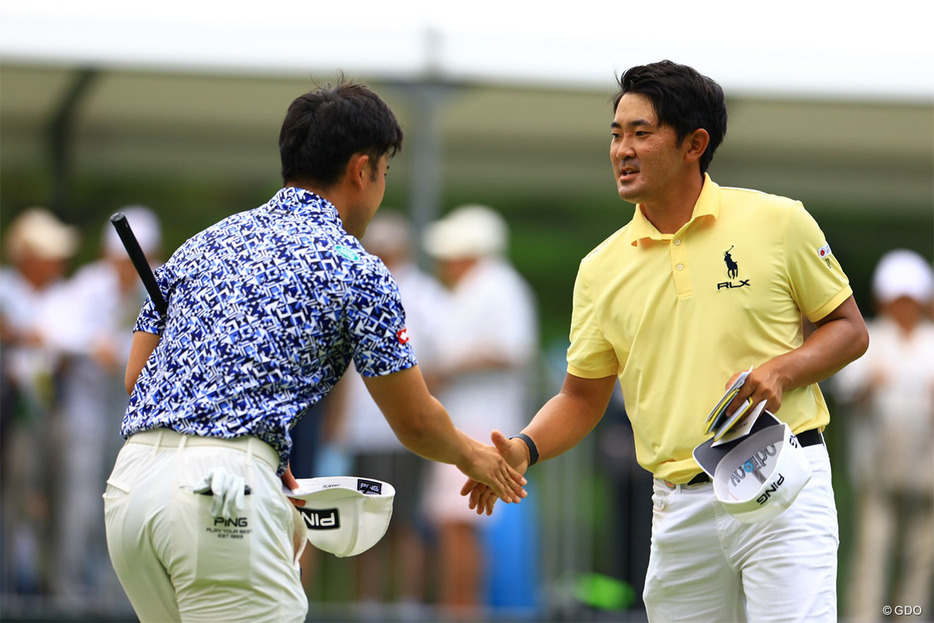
627, 173, 720, 246
272, 186, 341, 221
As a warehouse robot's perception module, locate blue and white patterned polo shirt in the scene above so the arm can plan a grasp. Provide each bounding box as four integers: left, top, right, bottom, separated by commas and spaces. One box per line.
122, 187, 417, 474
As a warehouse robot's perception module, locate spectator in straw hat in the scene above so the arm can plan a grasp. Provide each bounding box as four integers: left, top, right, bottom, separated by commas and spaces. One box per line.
0, 207, 80, 594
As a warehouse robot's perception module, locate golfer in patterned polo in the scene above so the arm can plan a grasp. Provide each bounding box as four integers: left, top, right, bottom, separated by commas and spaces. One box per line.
103, 80, 527, 623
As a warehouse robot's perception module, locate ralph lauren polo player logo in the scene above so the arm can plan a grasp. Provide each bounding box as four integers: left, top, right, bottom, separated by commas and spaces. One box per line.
717, 245, 750, 291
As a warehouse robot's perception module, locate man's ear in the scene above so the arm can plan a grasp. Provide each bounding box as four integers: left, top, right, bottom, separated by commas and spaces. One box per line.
346, 153, 371, 189
683, 128, 710, 164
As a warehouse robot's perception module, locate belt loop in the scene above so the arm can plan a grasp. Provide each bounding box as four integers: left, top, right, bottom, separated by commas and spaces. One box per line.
246, 438, 256, 466
152, 429, 165, 457
178, 434, 188, 454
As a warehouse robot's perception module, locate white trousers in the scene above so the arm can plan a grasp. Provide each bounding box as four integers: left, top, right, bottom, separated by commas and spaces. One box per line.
644, 445, 838, 623
103, 429, 308, 623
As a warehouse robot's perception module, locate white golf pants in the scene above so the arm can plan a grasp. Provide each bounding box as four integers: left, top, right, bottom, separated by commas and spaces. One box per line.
103, 429, 308, 623
644, 444, 838, 622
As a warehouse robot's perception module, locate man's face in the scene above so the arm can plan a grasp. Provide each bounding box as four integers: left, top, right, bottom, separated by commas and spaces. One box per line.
610, 93, 688, 206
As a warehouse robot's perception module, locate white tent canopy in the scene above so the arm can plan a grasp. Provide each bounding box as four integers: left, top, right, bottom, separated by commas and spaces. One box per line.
2, 0, 932, 101
1, 0, 931, 225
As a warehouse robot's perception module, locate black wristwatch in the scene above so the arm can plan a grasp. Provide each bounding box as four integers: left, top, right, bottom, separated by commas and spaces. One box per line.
510, 433, 539, 466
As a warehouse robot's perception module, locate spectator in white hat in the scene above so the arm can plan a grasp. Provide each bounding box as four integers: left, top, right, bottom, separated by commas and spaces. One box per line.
331, 209, 449, 617
421, 204, 540, 618
834, 248, 934, 621
50, 206, 163, 601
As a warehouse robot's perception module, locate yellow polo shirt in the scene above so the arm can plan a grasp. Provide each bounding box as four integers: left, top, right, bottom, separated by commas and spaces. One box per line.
567, 175, 852, 482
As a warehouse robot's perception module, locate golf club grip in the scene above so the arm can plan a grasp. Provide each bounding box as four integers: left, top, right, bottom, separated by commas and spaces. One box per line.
110, 212, 168, 315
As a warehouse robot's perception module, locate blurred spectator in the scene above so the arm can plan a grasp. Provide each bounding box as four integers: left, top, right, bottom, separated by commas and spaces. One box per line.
0, 207, 80, 595
833, 249, 934, 621
333, 210, 449, 617
50, 206, 162, 601
421, 205, 540, 619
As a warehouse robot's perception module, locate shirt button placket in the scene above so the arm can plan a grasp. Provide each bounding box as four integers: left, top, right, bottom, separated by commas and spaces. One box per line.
671, 238, 691, 296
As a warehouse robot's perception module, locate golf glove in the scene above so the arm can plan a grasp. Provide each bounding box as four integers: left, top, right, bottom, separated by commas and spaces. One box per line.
194, 467, 247, 520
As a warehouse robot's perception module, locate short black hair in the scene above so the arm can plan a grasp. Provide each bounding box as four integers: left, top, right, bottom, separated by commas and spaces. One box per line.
615, 60, 727, 173
279, 80, 404, 187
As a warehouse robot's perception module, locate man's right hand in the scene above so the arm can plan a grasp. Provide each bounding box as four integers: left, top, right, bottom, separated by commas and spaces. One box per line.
361, 366, 529, 509
457, 432, 527, 509
461, 430, 529, 515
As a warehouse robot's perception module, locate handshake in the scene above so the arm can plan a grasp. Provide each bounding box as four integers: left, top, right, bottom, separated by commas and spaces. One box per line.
458, 430, 537, 516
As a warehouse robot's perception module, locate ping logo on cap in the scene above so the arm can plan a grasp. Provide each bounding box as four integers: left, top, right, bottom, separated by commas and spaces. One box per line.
729, 444, 778, 487
299, 507, 340, 530
756, 474, 786, 505
357, 479, 383, 495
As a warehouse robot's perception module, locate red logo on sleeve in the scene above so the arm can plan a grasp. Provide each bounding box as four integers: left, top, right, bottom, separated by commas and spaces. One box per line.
397, 328, 410, 344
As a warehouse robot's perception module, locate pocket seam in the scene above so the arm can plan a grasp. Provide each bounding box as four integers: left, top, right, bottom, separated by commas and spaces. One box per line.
104, 477, 132, 496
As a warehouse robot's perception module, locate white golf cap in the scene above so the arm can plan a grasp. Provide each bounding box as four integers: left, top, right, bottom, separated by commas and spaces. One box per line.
871, 249, 933, 305
104, 205, 162, 258
423, 204, 508, 260
286, 477, 394, 558
693, 412, 812, 523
